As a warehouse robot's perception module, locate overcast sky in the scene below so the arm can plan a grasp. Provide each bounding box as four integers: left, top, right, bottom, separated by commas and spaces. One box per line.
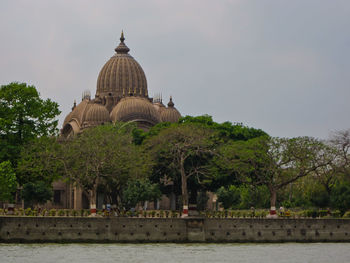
1, 0, 349, 139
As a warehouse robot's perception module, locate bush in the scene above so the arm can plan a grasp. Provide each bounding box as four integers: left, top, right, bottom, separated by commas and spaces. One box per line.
41, 209, 47, 216
159, 211, 164, 218
332, 210, 341, 218
171, 211, 177, 218
25, 208, 32, 216
305, 209, 318, 218
342, 211, 350, 218
58, 210, 65, 216
318, 210, 328, 217
49, 209, 56, 216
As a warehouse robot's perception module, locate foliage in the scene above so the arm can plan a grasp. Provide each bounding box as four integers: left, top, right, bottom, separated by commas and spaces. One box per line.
0, 82, 60, 165
17, 136, 63, 186
309, 186, 330, 208
22, 181, 53, 206
216, 185, 241, 209
145, 122, 216, 207
215, 136, 336, 209
61, 123, 151, 210
179, 115, 267, 142
122, 178, 162, 210
239, 185, 270, 209
330, 183, 350, 215
0, 161, 17, 202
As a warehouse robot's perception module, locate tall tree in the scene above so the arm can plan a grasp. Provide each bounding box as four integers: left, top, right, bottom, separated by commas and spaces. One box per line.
62, 123, 150, 214
217, 136, 336, 216
145, 123, 215, 216
0, 82, 60, 165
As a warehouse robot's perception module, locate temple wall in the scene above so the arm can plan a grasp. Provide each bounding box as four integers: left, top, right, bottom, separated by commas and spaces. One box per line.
1, 217, 350, 243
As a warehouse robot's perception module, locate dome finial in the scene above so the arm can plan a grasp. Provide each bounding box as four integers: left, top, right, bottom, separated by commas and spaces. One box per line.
168, 96, 174, 107
120, 30, 125, 43
115, 30, 130, 54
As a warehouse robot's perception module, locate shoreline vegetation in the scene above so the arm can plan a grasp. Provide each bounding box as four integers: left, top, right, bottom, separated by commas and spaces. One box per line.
1, 208, 350, 219
1, 83, 350, 219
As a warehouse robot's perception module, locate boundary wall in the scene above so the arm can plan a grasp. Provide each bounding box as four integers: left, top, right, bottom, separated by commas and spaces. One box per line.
1, 217, 350, 243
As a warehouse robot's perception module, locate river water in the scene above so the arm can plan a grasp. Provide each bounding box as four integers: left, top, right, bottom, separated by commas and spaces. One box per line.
1, 243, 350, 263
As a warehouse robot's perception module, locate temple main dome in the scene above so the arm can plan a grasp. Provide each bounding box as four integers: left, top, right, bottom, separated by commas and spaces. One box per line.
61, 32, 181, 137
96, 32, 148, 98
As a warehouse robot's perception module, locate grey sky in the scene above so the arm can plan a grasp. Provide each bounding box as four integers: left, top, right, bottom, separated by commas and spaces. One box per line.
1, 0, 349, 139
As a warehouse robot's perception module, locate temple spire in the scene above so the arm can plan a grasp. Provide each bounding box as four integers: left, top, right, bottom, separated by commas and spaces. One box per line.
115, 30, 130, 54
120, 30, 125, 42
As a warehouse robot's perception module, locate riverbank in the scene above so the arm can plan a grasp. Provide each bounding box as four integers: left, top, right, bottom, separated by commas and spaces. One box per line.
1, 216, 350, 243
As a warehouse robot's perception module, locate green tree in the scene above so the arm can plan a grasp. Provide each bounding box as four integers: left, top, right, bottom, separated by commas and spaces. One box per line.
17, 136, 63, 186
330, 182, 350, 215
0, 82, 60, 165
217, 136, 335, 215
145, 123, 215, 215
216, 185, 241, 209
179, 115, 267, 142
0, 161, 17, 202
21, 181, 53, 207
122, 178, 161, 210
62, 123, 150, 213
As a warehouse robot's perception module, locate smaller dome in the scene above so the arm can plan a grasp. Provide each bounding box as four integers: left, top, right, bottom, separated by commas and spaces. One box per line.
83, 103, 111, 127
63, 111, 73, 126
110, 96, 161, 129
160, 97, 181, 122
69, 99, 90, 125
160, 108, 181, 122
153, 102, 165, 114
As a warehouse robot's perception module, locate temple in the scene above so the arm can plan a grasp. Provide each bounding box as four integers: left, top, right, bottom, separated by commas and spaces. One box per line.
61, 31, 181, 137
53, 32, 181, 210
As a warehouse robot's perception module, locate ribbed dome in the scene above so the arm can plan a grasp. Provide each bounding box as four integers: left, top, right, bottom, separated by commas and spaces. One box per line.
153, 102, 165, 114
83, 103, 111, 126
110, 96, 160, 128
69, 99, 90, 125
96, 32, 148, 98
63, 111, 73, 126
160, 108, 181, 122
160, 97, 181, 122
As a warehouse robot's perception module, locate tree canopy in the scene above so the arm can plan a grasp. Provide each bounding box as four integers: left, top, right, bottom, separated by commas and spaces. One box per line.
0, 161, 17, 202
0, 82, 60, 165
